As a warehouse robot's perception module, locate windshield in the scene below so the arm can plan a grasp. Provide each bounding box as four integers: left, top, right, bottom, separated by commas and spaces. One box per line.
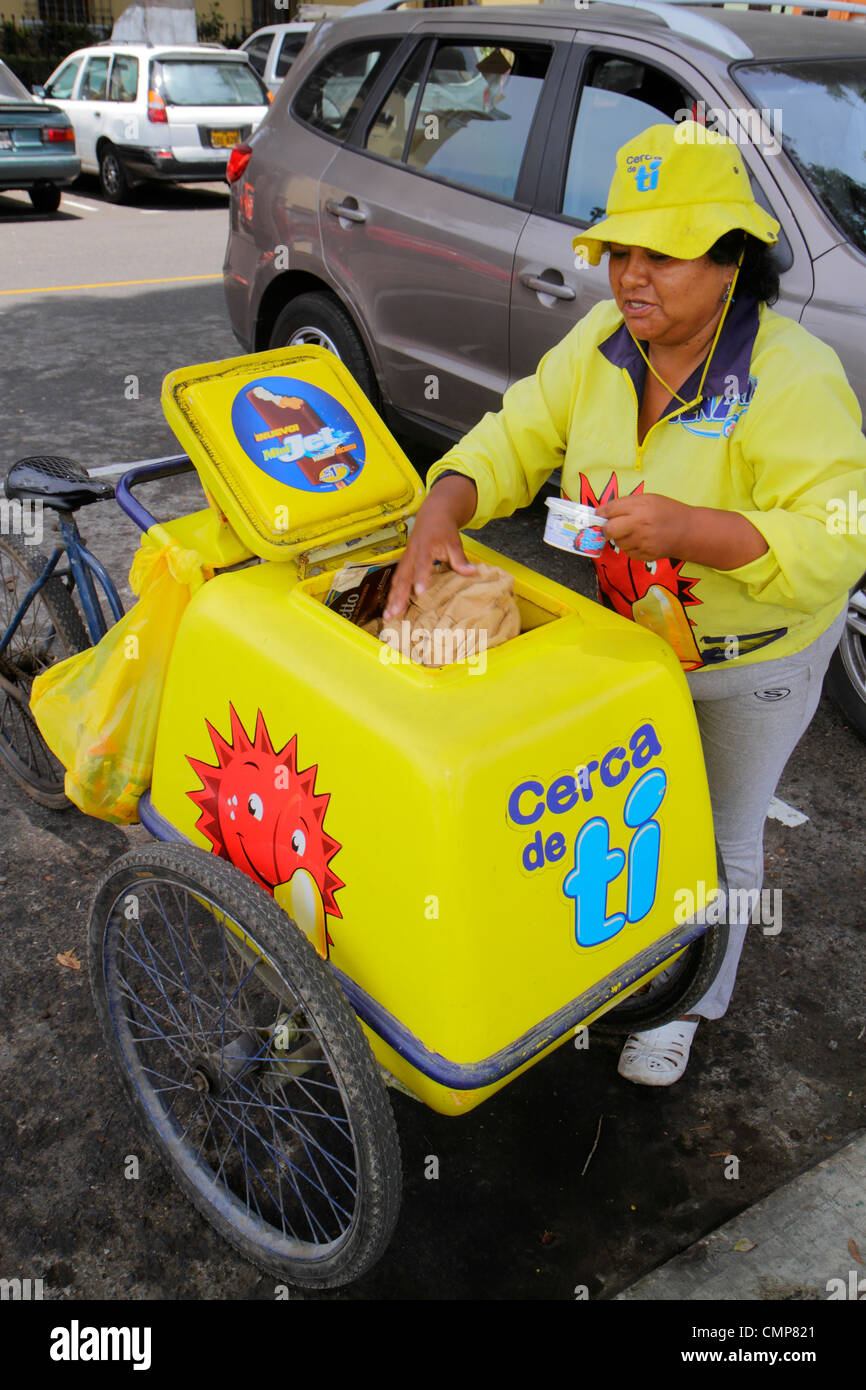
735, 58, 866, 256
153, 59, 266, 107
0, 60, 32, 103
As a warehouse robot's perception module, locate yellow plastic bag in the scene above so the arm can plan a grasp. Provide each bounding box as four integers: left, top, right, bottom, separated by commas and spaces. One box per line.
30, 528, 205, 824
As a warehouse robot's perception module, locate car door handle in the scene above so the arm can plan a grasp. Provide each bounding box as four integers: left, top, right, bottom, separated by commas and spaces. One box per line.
519, 272, 575, 301
325, 198, 366, 224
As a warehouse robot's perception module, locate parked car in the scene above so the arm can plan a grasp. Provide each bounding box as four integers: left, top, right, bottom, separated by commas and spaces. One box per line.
224, 1, 866, 729
36, 42, 270, 202
241, 23, 315, 98
0, 58, 79, 213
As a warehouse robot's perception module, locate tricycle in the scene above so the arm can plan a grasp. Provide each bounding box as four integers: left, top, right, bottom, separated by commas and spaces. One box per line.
1, 347, 727, 1288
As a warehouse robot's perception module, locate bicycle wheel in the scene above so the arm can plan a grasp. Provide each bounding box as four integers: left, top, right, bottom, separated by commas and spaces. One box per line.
0, 534, 88, 808
88, 842, 402, 1289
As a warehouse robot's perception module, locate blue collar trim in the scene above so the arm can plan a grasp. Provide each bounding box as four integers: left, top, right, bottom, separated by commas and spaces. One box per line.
599, 294, 760, 416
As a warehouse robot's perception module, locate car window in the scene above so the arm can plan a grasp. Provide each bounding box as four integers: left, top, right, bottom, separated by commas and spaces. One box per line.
276, 34, 308, 79
365, 43, 429, 162
563, 55, 687, 223
293, 39, 398, 140
109, 54, 139, 103
735, 57, 866, 258
397, 41, 550, 201
44, 57, 82, 101
245, 35, 272, 77
0, 58, 31, 101
80, 55, 111, 102
151, 59, 267, 106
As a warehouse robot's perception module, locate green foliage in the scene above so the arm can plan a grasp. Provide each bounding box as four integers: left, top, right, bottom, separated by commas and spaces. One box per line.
197, 1, 226, 43
0, 20, 99, 88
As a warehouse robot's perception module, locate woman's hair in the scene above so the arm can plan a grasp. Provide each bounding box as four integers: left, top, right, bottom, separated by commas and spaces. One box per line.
706, 229, 780, 305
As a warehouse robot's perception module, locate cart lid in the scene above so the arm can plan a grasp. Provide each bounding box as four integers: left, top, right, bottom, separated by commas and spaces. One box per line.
161, 347, 425, 562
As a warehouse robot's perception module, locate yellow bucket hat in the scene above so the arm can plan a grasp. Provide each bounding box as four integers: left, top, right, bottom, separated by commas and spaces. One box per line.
572, 121, 780, 266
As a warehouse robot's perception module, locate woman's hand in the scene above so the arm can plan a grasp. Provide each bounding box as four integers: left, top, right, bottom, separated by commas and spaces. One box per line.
597, 493, 768, 569
597, 494, 690, 561
383, 474, 479, 620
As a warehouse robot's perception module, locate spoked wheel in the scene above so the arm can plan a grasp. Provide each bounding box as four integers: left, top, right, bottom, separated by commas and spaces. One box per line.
0, 534, 87, 808
88, 843, 402, 1288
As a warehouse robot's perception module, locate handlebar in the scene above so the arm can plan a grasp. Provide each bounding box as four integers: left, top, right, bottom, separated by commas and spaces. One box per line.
114, 455, 195, 534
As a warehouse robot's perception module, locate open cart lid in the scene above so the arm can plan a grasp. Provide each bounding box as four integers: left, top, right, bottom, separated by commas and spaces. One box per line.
161, 346, 425, 562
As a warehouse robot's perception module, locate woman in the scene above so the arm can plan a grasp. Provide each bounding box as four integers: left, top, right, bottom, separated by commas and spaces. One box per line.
384, 121, 866, 1084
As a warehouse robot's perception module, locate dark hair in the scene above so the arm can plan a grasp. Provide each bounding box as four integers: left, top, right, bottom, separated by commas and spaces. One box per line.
707, 229, 780, 305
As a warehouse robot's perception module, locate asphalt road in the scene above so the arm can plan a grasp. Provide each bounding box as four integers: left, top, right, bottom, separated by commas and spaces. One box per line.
0, 178, 864, 1304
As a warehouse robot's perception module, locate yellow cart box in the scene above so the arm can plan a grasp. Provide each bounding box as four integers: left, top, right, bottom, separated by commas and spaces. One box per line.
148, 348, 718, 1115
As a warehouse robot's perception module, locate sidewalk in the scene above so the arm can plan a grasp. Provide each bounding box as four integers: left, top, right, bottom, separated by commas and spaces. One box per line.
617, 1130, 866, 1301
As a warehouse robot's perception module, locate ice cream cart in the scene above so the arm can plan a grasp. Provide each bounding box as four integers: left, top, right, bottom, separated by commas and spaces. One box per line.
32, 347, 725, 1289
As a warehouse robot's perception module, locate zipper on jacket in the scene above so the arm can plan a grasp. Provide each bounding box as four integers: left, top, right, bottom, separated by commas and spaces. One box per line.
623, 367, 702, 471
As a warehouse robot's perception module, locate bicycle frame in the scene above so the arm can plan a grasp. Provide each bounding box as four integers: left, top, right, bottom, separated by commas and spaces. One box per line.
0, 452, 196, 658
0, 510, 124, 657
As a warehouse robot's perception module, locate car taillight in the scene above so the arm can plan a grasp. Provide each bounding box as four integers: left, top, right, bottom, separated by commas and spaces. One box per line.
147, 89, 167, 124
41, 126, 75, 143
226, 143, 252, 184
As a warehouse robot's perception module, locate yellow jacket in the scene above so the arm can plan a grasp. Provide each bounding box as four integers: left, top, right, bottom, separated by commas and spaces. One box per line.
428, 296, 866, 669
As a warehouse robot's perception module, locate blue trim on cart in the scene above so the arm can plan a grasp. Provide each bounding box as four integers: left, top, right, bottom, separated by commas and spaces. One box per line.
136, 791, 708, 1090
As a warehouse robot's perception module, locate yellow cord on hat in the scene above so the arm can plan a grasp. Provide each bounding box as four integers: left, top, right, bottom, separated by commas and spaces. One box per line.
627, 249, 744, 408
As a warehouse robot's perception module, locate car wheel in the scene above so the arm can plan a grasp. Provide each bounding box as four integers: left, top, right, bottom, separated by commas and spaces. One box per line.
29, 182, 61, 214
98, 143, 130, 204
269, 293, 380, 405
823, 575, 866, 740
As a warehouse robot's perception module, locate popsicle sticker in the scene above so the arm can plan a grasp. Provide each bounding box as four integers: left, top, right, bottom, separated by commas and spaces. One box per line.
232, 378, 366, 493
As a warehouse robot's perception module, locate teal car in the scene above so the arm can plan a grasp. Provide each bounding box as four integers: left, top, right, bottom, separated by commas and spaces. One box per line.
0, 58, 79, 213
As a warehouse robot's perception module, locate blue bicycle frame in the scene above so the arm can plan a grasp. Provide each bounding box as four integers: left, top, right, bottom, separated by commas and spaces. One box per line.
0, 453, 194, 657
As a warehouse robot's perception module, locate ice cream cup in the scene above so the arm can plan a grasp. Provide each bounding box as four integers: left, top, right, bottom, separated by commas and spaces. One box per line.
543, 497, 607, 556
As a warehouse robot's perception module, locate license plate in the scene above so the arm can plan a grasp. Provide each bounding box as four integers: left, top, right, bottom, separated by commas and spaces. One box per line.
0, 132, 13, 150
210, 129, 239, 149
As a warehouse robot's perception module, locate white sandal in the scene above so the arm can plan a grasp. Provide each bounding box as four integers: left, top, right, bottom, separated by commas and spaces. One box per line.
617, 1019, 699, 1087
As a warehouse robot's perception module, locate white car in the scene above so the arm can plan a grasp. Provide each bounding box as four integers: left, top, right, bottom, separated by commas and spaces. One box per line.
37, 42, 270, 202
241, 23, 314, 99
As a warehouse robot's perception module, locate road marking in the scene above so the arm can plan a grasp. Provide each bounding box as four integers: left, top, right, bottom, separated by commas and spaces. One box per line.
63, 197, 101, 212
0, 273, 220, 296
767, 796, 809, 827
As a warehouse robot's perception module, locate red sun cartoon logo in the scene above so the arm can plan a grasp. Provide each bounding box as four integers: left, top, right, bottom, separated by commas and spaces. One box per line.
187, 706, 343, 954
572, 474, 704, 669
573, 474, 701, 618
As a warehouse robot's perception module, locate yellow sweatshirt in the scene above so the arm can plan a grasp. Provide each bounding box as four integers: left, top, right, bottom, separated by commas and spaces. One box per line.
428, 295, 866, 669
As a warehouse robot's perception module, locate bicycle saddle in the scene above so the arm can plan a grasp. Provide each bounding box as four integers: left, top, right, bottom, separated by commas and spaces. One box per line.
4, 456, 115, 511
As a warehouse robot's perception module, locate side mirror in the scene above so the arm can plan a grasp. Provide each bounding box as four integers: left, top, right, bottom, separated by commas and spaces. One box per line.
32, 84, 46, 98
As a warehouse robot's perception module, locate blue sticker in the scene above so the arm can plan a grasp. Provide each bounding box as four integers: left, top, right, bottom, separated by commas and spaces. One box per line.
231, 376, 365, 493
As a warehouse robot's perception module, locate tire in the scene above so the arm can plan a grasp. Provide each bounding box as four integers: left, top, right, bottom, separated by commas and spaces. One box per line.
29, 182, 61, 214
823, 576, 866, 740
590, 921, 730, 1035
98, 143, 130, 204
88, 843, 403, 1289
0, 534, 88, 809
269, 292, 380, 405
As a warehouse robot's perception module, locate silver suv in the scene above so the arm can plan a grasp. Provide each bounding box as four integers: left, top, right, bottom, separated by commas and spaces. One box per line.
224, 2, 866, 439
223, 3, 866, 732
39, 42, 270, 202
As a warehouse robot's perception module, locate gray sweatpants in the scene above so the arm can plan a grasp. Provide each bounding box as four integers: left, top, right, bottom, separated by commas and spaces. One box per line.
684, 606, 847, 1019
